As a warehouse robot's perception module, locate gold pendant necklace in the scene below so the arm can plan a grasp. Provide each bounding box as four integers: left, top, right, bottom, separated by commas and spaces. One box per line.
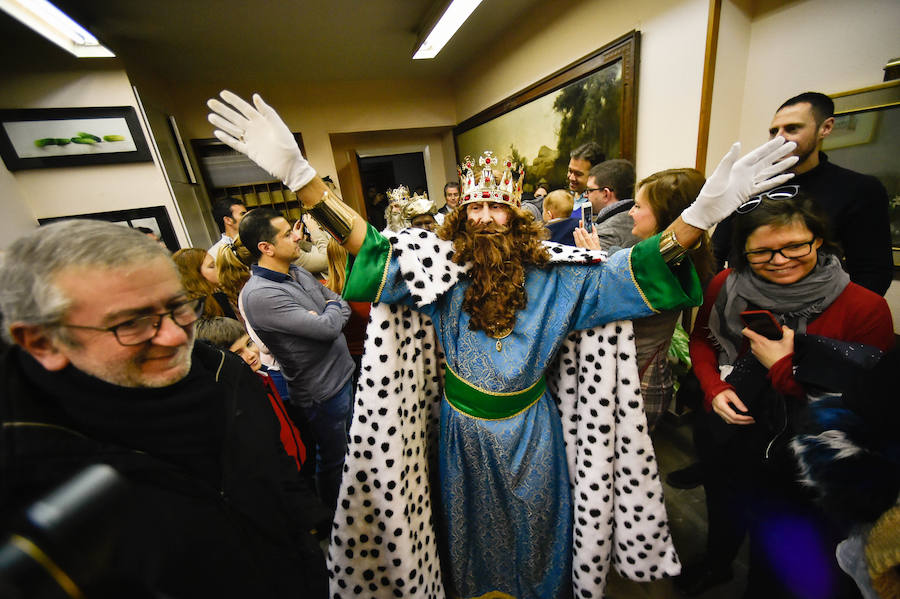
490, 327, 513, 352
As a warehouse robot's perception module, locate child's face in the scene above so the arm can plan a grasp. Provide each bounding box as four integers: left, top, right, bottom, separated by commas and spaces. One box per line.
229, 334, 261, 371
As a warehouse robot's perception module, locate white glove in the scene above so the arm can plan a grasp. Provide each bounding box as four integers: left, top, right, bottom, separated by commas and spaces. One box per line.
681, 136, 799, 230
207, 91, 316, 192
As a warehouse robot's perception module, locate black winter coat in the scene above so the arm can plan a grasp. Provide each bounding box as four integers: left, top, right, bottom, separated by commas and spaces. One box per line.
0, 343, 330, 598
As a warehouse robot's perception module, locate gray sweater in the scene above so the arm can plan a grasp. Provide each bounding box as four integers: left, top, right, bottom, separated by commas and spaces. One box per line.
593, 200, 641, 251
241, 264, 353, 407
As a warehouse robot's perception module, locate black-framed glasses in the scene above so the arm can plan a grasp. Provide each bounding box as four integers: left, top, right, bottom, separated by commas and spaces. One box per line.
743, 238, 817, 264
736, 185, 800, 214
584, 187, 602, 194
59, 297, 205, 346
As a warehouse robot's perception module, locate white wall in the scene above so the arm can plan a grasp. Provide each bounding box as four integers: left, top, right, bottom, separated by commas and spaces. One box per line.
737, 0, 900, 147
453, 0, 710, 178
1, 68, 190, 247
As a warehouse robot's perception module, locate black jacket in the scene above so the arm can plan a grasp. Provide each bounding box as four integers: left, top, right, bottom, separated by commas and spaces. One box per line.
0, 343, 329, 598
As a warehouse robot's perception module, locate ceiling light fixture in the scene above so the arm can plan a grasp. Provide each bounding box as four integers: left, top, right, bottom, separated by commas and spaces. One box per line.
0, 0, 114, 57
413, 0, 484, 60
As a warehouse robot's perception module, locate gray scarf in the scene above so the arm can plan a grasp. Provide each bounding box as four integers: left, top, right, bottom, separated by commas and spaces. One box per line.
708, 253, 849, 365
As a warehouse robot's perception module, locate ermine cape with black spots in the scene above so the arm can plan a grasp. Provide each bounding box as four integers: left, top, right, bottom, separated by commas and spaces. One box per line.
327, 229, 682, 598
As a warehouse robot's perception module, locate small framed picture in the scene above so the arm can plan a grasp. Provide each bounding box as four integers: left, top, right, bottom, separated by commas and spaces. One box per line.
0, 106, 153, 170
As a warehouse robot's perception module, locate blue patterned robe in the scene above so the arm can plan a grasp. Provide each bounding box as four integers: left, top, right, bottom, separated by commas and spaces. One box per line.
328, 227, 700, 599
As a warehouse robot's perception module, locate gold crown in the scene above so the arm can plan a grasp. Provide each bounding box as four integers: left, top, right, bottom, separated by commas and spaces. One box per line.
458, 151, 524, 209
403, 195, 435, 219
387, 185, 411, 206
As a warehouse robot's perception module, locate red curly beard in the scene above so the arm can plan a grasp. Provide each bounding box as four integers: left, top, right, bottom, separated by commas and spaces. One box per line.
437, 206, 549, 337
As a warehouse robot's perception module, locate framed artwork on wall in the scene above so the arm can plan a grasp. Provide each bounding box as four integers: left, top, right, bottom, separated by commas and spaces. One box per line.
454, 31, 639, 194
38, 206, 180, 253
0, 106, 152, 170
826, 80, 900, 267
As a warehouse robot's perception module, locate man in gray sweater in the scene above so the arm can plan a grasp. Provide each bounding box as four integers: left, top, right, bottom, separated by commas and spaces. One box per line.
586, 159, 641, 251
239, 207, 354, 510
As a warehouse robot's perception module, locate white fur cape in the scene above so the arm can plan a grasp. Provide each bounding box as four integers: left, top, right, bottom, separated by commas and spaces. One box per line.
327, 229, 681, 599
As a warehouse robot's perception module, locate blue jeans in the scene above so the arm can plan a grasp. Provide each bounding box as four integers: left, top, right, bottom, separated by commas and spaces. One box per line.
302, 379, 353, 510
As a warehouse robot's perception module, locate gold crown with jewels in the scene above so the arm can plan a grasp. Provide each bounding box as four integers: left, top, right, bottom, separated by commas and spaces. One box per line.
387, 185, 428, 205
458, 151, 524, 209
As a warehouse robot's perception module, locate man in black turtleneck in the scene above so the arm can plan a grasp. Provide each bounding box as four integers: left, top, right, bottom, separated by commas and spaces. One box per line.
712, 91, 893, 296
0, 220, 330, 598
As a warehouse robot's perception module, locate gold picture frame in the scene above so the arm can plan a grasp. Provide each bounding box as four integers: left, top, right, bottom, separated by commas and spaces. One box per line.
828, 81, 900, 267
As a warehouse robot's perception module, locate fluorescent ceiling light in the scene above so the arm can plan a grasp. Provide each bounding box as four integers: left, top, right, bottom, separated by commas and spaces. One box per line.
413, 0, 484, 60
0, 0, 114, 57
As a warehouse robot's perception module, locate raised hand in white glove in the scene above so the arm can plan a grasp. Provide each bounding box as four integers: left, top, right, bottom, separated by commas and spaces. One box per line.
680, 136, 799, 231
207, 91, 316, 192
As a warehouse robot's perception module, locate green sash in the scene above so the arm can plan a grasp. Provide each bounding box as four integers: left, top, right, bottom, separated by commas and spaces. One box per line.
444, 365, 546, 420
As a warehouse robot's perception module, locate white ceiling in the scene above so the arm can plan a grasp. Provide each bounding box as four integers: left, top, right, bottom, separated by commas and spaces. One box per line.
2, 0, 545, 85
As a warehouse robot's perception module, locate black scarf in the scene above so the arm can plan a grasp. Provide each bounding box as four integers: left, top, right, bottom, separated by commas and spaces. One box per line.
19, 348, 225, 486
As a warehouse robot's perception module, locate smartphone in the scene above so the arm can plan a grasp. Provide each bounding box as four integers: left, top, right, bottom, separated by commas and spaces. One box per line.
581, 204, 593, 232
739, 309, 783, 340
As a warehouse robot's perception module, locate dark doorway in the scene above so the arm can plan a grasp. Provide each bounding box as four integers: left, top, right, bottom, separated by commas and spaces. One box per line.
358, 152, 427, 231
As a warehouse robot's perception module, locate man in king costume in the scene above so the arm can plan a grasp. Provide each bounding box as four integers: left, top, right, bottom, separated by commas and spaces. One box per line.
207, 90, 797, 599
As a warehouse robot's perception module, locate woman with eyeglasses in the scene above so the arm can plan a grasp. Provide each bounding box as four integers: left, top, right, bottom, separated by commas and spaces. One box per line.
678, 190, 895, 598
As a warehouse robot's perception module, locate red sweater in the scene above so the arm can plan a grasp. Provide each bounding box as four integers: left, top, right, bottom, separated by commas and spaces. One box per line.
689, 269, 895, 411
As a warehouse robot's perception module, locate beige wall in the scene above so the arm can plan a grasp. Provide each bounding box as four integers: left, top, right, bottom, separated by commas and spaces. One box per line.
164, 79, 459, 201
705, 0, 753, 169
707, 0, 900, 331
0, 67, 190, 248
0, 163, 37, 246
737, 0, 899, 147
453, 0, 710, 178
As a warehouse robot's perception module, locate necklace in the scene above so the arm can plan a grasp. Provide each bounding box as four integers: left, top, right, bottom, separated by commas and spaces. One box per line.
489, 327, 513, 352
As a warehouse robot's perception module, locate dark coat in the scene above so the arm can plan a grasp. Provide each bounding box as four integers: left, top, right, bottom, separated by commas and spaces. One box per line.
0, 343, 330, 598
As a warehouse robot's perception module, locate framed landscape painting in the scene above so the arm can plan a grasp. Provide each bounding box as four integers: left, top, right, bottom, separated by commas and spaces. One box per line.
454, 31, 639, 194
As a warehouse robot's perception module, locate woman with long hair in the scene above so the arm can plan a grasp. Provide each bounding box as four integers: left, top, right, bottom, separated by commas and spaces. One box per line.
575, 167, 713, 430
680, 190, 894, 597
216, 237, 253, 316
322, 240, 369, 383
172, 248, 235, 320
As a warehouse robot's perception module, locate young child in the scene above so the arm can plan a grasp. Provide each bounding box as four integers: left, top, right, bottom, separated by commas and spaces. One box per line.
541, 189, 579, 246
196, 317, 306, 471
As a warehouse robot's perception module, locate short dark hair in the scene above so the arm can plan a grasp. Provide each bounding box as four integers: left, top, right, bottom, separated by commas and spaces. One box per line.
444, 182, 460, 195
778, 92, 835, 127
588, 159, 635, 200
570, 142, 605, 167
196, 316, 246, 350
238, 207, 282, 262
212, 197, 245, 234
731, 191, 831, 270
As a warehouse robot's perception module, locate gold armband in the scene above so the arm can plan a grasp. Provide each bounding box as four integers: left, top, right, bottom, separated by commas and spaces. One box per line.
307, 190, 356, 244
659, 230, 696, 265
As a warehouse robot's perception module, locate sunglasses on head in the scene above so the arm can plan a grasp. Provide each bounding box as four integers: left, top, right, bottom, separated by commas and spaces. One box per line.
736, 185, 800, 214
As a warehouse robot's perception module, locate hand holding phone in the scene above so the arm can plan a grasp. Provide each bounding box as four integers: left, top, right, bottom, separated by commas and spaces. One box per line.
581, 204, 593, 233
740, 309, 783, 340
